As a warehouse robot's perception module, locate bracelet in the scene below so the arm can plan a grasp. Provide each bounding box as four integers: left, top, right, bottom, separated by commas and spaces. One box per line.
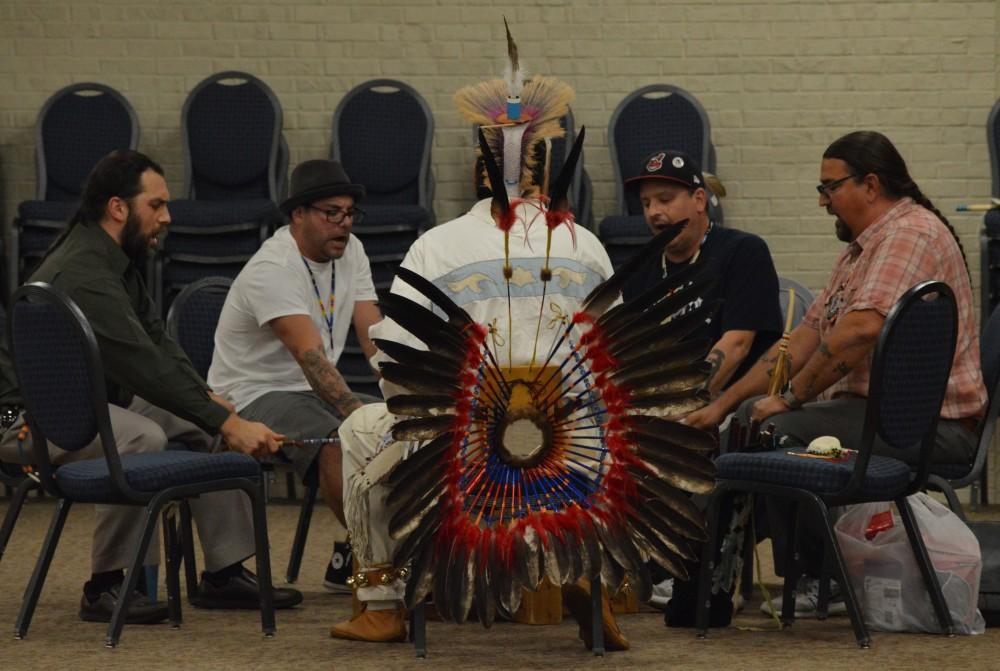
781, 387, 803, 410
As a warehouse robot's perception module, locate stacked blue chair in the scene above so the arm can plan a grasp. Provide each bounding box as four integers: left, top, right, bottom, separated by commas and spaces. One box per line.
599, 85, 719, 268
155, 71, 283, 309
696, 281, 960, 647
332, 79, 434, 395
10, 83, 138, 294
8, 282, 275, 647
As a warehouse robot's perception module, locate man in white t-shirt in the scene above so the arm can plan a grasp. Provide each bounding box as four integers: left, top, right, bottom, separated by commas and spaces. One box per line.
209, 160, 381, 587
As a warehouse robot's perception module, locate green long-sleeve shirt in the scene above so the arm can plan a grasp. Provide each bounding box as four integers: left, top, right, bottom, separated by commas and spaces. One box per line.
0, 222, 230, 432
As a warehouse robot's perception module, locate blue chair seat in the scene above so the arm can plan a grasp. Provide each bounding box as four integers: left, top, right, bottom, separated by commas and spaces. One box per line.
927, 461, 973, 480
166, 198, 280, 229
18, 228, 61, 254
17, 200, 78, 224
57, 451, 260, 503
715, 449, 912, 499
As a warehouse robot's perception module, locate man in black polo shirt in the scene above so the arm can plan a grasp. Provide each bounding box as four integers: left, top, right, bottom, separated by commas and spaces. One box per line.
621, 150, 783, 611
622, 150, 783, 394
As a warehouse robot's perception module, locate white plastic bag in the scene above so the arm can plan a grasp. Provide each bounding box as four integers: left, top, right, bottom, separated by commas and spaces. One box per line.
834, 492, 985, 635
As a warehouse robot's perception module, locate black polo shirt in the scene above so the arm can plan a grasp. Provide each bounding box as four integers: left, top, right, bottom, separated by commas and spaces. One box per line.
621, 224, 783, 387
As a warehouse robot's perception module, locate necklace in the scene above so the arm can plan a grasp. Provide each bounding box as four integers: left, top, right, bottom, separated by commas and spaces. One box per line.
661, 221, 713, 277
301, 256, 335, 351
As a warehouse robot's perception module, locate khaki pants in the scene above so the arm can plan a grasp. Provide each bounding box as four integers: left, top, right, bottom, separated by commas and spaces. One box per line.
0, 397, 255, 573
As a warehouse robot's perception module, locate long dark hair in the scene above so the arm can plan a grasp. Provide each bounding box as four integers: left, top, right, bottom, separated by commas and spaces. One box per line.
823, 131, 968, 272
45, 149, 164, 256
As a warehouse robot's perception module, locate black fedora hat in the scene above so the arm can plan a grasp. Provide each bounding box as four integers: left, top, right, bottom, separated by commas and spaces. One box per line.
280, 160, 366, 215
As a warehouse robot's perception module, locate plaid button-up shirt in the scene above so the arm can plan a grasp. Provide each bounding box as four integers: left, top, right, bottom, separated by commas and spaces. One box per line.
802, 198, 986, 419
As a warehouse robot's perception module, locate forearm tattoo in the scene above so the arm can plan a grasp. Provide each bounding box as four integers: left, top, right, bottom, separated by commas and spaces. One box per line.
704, 348, 725, 387
301, 348, 363, 417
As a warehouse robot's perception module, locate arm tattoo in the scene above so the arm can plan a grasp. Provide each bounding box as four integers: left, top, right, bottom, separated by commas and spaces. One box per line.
818, 342, 833, 359
835, 361, 852, 376
704, 348, 725, 386
301, 348, 363, 417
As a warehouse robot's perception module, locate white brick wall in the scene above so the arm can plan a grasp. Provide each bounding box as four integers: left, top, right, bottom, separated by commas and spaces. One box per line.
2, 0, 1000, 495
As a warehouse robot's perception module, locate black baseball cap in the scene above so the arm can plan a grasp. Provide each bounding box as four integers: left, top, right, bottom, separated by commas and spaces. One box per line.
624, 150, 703, 191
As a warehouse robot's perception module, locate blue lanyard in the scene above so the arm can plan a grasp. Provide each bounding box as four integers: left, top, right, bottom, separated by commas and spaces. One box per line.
301, 256, 335, 351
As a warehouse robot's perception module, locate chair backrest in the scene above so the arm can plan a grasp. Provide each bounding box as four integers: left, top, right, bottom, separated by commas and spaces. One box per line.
36, 83, 139, 201
778, 276, 816, 329
862, 281, 958, 487
182, 71, 283, 201
165, 277, 233, 380
608, 85, 712, 216
7, 283, 115, 492
332, 79, 433, 207
988, 97, 1000, 197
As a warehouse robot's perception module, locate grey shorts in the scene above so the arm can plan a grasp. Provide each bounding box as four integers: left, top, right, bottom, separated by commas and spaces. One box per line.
240, 390, 342, 479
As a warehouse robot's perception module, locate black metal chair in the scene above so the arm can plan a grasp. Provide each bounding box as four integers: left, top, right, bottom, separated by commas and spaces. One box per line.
599, 85, 719, 266
10, 83, 139, 294
8, 282, 275, 647
925, 302, 1000, 517
697, 281, 959, 647
154, 71, 283, 309
164, 276, 322, 585
332, 79, 432, 394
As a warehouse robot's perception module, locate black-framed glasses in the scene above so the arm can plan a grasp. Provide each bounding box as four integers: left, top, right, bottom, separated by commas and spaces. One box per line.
816, 174, 858, 198
305, 205, 366, 225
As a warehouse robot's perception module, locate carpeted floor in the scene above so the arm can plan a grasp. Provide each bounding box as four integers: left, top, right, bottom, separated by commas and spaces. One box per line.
0, 496, 997, 670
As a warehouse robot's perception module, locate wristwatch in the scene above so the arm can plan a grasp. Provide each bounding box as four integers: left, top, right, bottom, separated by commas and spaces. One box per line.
781, 387, 803, 410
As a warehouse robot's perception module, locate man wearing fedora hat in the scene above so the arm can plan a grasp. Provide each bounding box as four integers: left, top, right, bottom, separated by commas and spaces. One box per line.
209, 159, 382, 590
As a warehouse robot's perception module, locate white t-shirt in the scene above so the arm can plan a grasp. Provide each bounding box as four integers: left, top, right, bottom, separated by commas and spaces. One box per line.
370, 198, 614, 398
209, 225, 378, 410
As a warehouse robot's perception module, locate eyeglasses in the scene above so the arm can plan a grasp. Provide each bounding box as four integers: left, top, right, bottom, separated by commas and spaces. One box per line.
816, 174, 858, 198
305, 205, 366, 225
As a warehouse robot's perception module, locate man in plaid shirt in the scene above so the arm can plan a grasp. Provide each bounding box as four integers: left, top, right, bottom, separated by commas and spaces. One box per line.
685, 132, 987, 615
689, 130, 986, 464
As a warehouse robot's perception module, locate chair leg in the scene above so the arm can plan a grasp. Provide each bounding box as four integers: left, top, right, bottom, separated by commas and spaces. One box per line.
106, 499, 164, 648
780, 500, 800, 627
285, 482, 318, 583
590, 574, 604, 656
15, 498, 71, 639
180, 500, 199, 597
411, 601, 427, 658
937, 484, 966, 521
897, 496, 955, 636
248, 483, 276, 637
0, 478, 36, 561
812, 498, 870, 648
163, 509, 183, 628
695, 489, 724, 637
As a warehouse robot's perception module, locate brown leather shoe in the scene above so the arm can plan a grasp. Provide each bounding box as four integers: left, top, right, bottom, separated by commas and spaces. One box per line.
329, 607, 407, 643
562, 581, 630, 652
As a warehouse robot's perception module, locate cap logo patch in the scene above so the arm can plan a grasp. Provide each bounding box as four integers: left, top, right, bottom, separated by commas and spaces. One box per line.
646, 152, 665, 172
672, 156, 685, 168
693, 175, 701, 184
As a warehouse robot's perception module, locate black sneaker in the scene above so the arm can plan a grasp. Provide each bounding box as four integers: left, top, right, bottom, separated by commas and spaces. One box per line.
324, 540, 352, 594
79, 582, 169, 624
190, 567, 303, 610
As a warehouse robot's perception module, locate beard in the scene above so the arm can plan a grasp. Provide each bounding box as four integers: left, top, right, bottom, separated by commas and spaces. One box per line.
834, 217, 852, 242
120, 209, 150, 265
